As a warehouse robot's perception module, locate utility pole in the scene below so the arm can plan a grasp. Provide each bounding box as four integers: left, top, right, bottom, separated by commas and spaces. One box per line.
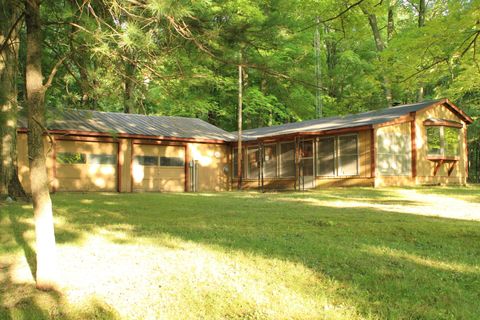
237, 61, 243, 190
314, 16, 323, 118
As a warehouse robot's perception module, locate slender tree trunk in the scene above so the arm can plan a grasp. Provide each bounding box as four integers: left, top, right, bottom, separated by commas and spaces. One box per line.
237, 63, 243, 190
417, 0, 426, 102
25, 0, 58, 291
362, 8, 393, 106
0, 1, 27, 199
123, 59, 136, 113
387, 1, 395, 42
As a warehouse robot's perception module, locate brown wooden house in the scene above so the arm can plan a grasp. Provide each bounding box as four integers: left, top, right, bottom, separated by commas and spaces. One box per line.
15, 98, 472, 192
232, 98, 473, 189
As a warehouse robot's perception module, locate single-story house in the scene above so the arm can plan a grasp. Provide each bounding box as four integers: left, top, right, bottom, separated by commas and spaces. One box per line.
17, 109, 234, 193
16, 98, 473, 192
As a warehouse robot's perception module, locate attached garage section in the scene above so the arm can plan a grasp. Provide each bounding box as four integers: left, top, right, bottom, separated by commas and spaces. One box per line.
54, 140, 118, 191
132, 143, 186, 192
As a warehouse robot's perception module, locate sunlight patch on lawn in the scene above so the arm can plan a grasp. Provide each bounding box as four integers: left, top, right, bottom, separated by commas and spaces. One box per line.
362, 245, 480, 274
275, 189, 480, 221
54, 234, 364, 320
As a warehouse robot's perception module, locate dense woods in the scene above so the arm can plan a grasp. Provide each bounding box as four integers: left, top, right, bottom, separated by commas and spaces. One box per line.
1, 0, 478, 129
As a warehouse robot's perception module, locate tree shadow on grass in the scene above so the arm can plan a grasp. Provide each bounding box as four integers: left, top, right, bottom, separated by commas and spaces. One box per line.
7, 192, 480, 319
57, 192, 480, 319
0, 266, 121, 320
1, 206, 122, 320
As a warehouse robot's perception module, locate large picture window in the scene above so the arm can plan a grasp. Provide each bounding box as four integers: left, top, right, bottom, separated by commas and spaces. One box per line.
279, 142, 295, 177
427, 126, 460, 158
316, 135, 359, 177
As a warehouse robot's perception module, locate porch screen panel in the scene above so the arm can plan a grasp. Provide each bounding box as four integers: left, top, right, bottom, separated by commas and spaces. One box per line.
232, 149, 240, 178
317, 137, 335, 176
338, 135, 358, 176
247, 147, 259, 179
263, 145, 277, 178
279, 142, 295, 177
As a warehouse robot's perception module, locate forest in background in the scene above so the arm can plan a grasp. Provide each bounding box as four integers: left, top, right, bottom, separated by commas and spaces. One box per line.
1, 0, 479, 131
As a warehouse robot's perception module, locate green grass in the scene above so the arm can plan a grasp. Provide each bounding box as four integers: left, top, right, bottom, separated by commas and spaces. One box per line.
1, 186, 480, 319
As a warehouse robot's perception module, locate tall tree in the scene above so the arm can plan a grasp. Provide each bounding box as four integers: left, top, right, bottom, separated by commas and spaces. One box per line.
361, 4, 393, 106
0, 1, 27, 199
25, 0, 58, 290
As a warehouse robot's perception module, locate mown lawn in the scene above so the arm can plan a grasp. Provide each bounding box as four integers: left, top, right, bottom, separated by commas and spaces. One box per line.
1, 186, 480, 320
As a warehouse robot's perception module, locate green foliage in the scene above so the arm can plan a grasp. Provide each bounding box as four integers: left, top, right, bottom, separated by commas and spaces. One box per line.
16, 0, 478, 133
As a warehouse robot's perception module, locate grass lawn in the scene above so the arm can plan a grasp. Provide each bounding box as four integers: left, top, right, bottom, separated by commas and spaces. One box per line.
1, 186, 480, 319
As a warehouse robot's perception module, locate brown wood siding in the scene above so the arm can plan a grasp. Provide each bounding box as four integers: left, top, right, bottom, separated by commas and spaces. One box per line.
415, 103, 467, 184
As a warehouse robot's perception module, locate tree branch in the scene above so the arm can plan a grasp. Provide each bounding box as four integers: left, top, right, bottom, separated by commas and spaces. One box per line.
0, 12, 25, 54
43, 55, 67, 90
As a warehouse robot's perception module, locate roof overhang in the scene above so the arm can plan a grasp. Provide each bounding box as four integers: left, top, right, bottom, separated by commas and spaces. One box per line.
431, 98, 473, 124
17, 128, 229, 144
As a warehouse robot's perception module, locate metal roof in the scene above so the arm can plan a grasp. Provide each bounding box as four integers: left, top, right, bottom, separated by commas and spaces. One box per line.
17, 99, 469, 143
19, 109, 236, 141
236, 99, 448, 141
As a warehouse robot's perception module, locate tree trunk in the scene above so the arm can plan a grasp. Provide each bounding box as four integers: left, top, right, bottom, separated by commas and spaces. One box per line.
363, 7, 393, 106
387, 1, 395, 42
123, 59, 136, 113
0, 1, 27, 199
417, 0, 426, 101
25, 0, 58, 291
237, 63, 243, 190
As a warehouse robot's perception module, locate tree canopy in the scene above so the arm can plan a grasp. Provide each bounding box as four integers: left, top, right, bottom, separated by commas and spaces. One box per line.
5, 0, 480, 132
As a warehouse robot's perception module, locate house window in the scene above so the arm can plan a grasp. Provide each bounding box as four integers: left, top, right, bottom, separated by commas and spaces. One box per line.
57, 152, 86, 164
427, 127, 442, 156
247, 147, 259, 179
160, 157, 184, 167
88, 154, 117, 165
279, 142, 295, 177
427, 126, 460, 158
263, 144, 277, 178
316, 134, 359, 177
134, 156, 159, 166
444, 127, 460, 157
